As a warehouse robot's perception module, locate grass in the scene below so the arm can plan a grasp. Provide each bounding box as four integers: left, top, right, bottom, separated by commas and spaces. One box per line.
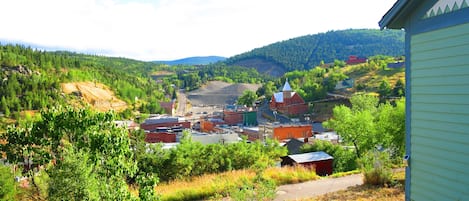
328, 169, 361, 178
304, 170, 405, 201
339, 63, 405, 95
155, 166, 319, 201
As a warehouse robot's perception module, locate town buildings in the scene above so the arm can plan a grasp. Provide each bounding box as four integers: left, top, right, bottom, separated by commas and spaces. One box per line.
140, 115, 191, 131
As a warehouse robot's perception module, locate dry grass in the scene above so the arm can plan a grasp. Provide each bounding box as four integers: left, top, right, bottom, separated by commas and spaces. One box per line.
340, 63, 405, 95
156, 170, 254, 201
155, 166, 319, 201
304, 171, 405, 201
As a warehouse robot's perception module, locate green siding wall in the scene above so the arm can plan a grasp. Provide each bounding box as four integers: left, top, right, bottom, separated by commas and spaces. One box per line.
410, 22, 469, 201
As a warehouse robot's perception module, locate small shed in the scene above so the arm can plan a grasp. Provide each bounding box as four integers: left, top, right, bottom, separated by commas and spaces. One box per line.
281, 151, 333, 176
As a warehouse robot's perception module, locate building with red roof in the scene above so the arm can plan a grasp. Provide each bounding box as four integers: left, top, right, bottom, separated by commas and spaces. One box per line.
269, 79, 308, 116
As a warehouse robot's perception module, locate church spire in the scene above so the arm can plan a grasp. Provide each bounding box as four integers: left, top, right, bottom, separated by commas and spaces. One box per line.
282, 78, 292, 92
282, 78, 292, 99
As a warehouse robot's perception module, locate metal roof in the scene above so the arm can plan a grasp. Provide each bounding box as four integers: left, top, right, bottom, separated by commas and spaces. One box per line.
288, 151, 333, 163
273, 91, 296, 103
282, 79, 292, 91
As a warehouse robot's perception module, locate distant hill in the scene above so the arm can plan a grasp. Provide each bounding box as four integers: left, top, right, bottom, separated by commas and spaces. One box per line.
154, 56, 226, 65
225, 29, 404, 77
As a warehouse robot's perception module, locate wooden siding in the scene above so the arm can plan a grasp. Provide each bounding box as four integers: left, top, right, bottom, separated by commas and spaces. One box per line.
410, 22, 469, 201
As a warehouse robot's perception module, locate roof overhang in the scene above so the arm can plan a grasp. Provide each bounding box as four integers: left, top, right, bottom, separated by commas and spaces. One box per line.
379, 0, 437, 29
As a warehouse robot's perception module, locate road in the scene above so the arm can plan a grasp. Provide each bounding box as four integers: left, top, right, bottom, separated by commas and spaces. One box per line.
274, 174, 363, 201
176, 90, 187, 116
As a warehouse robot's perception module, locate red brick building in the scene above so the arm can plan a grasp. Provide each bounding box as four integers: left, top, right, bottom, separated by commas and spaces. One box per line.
223, 105, 258, 126
145, 132, 177, 143
159, 101, 176, 116
346, 55, 367, 65
223, 110, 243, 125
269, 79, 308, 116
140, 116, 191, 131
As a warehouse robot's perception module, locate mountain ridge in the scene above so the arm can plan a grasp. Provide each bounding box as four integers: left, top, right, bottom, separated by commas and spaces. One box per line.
224, 29, 404, 77
153, 56, 226, 65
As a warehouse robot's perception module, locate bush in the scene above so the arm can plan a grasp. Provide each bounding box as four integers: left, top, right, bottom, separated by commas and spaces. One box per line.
0, 164, 17, 201
358, 151, 393, 186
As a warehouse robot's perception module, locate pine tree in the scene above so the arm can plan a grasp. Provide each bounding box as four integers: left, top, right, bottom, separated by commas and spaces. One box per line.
1, 96, 10, 117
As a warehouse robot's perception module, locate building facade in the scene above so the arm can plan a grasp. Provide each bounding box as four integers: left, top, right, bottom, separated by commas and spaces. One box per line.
380, 1, 469, 200
261, 123, 312, 142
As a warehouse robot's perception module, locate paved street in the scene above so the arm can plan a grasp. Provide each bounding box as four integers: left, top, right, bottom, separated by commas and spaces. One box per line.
274, 174, 363, 201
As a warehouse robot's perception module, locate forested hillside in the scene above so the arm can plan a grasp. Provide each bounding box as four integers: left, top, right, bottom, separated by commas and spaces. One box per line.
225, 29, 404, 76
0, 44, 271, 121
255, 55, 405, 103
154, 56, 226, 65
0, 44, 176, 119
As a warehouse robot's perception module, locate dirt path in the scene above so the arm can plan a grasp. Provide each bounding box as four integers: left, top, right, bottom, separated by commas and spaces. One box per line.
274, 174, 363, 201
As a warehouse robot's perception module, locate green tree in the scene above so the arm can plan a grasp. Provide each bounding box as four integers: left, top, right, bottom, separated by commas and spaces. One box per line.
325, 69, 348, 91
257, 81, 276, 100
0, 164, 16, 201
48, 145, 100, 201
237, 90, 258, 107
324, 94, 378, 158
0, 107, 138, 200
325, 94, 405, 161
392, 79, 405, 97
378, 79, 392, 98
137, 173, 159, 201
375, 98, 405, 160
1, 96, 10, 117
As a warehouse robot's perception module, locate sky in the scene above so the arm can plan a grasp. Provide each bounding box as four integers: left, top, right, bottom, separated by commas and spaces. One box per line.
0, 0, 397, 61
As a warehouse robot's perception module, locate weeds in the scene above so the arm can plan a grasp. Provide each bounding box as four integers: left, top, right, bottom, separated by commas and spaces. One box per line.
155, 166, 318, 201
358, 151, 393, 186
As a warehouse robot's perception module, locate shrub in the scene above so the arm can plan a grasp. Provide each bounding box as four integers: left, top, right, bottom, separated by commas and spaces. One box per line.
0, 164, 16, 201
358, 151, 393, 186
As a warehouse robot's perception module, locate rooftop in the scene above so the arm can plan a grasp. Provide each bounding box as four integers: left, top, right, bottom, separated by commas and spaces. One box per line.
282, 79, 292, 92
287, 151, 333, 163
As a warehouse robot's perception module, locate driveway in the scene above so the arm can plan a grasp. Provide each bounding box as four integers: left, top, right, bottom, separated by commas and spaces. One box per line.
274, 174, 363, 201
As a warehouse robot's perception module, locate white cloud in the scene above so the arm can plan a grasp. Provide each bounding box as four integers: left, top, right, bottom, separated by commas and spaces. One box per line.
0, 0, 397, 61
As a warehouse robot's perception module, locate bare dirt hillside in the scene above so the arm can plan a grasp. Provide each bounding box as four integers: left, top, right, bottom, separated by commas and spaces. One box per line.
187, 81, 262, 106
61, 82, 127, 112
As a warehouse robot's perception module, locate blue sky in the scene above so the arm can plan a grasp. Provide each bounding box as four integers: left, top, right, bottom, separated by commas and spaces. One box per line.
0, 0, 397, 61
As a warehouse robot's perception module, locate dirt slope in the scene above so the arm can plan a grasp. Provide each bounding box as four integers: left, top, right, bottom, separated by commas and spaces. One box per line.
187, 81, 261, 106
61, 82, 127, 112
